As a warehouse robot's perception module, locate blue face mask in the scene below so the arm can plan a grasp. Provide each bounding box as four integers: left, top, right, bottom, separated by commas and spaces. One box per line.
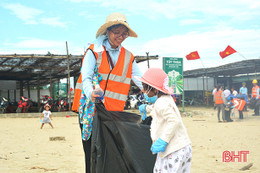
144, 93, 158, 103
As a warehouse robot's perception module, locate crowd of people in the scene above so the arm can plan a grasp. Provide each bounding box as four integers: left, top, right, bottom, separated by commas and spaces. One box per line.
212, 79, 260, 123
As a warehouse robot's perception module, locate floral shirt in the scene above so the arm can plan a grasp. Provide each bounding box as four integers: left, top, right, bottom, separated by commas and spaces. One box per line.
79, 65, 102, 141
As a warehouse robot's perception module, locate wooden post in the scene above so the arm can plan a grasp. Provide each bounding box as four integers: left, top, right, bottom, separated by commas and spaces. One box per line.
37, 74, 40, 109
50, 73, 53, 98
57, 78, 60, 96
66, 41, 71, 111
146, 52, 150, 69
14, 89, 16, 102
202, 76, 205, 103
8, 90, 10, 101
27, 81, 30, 98
20, 80, 23, 97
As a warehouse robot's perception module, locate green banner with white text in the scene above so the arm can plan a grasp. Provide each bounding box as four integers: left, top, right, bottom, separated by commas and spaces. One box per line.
163, 57, 183, 94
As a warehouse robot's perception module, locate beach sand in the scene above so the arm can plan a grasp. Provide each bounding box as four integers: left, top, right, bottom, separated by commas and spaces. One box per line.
0, 107, 259, 173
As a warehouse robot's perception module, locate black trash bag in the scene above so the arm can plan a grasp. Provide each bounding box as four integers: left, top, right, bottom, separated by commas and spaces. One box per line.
249, 97, 256, 109
91, 103, 156, 173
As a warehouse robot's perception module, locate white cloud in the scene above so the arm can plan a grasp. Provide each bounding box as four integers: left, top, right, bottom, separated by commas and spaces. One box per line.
180, 19, 203, 26
2, 3, 67, 27
69, 0, 260, 21
3, 38, 65, 50
2, 3, 43, 24
40, 17, 67, 28
0, 38, 86, 55
129, 28, 260, 71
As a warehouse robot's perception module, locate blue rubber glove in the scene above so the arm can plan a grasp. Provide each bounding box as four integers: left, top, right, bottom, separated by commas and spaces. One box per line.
139, 104, 147, 120
151, 138, 168, 154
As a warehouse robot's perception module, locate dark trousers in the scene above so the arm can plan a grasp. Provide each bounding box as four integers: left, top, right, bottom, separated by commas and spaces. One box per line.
254, 105, 259, 115
239, 110, 243, 119
79, 123, 91, 173
216, 104, 225, 121
254, 99, 260, 115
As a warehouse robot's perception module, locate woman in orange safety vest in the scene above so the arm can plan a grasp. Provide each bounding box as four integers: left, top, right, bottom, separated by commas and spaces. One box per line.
233, 95, 246, 119
214, 85, 226, 122
73, 12, 143, 173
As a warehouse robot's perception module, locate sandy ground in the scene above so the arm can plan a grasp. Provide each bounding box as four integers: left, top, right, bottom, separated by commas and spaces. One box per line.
0, 107, 259, 173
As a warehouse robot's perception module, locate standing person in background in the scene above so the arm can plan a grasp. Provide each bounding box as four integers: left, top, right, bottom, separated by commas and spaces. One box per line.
212, 86, 217, 109
72, 12, 143, 173
231, 87, 238, 96
239, 82, 248, 111
251, 79, 260, 116
214, 85, 226, 122
223, 86, 231, 99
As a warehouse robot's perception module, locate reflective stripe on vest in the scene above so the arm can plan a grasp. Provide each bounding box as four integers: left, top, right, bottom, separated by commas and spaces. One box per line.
215, 90, 224, 104
75, 82, 82, 90
236, 100, 246, 111
252, 85, 259, 99
99, 73, 131, 84
72, 45, 96, 112
95, 46, 133, 111
105, 90, 128, 101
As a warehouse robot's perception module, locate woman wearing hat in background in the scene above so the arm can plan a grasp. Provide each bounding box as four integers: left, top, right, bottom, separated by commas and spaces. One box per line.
75, 12, 143, 173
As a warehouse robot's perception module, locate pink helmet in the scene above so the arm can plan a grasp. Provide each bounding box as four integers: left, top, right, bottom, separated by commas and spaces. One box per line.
135, 68, 173, 95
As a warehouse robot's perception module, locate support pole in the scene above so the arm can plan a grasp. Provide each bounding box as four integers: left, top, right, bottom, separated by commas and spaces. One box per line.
50, 73, 52, 98
57, 78, 60, 96
27, 81, 30, 98
8, 90, 10, 101
203, 76, 205, 104
14, 89, 16, 103
66, 41, 71, 111
20, 80, 23, 97
146, 52, 150, 69
37, 74, 40, 109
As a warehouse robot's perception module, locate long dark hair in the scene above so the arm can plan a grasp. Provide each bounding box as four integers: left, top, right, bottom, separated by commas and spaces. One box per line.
217, 84, 222, 92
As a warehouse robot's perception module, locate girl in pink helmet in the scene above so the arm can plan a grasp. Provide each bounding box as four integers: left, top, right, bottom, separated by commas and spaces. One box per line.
136, 68, 192, 173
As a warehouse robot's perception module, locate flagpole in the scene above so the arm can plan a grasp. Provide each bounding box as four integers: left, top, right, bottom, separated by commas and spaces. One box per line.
236, 51, 248, 60
199, 58, 208, 105
199, 59, 206, 69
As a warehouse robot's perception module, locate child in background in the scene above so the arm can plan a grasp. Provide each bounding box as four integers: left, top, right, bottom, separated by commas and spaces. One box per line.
136, 68, 192, 173
40, 104, 54, 129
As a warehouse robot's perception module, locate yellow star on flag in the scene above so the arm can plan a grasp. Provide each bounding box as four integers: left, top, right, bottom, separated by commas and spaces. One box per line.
191, 54, 195, 57
226, 52, 229, 55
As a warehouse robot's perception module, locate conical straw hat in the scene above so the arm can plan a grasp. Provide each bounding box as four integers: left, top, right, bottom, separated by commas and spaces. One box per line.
96, 12, 137, 38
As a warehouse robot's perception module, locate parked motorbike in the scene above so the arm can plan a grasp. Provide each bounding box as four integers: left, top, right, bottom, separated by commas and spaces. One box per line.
0, 96, 9, 113
57, 96, 67, 112
39, 95, 54, 112
135, 93, 147, 109
124, 95, 131, 110
16, 96, 32, 113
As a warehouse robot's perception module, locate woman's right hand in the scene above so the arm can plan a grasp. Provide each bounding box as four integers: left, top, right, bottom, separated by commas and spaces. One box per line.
91, 91, 101, 102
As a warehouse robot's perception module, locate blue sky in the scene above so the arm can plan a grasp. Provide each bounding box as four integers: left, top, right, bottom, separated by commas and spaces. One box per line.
1, 0, 260, 71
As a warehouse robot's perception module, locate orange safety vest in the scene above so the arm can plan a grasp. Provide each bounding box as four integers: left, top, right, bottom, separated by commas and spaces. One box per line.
236, 99, 246, 111
72, 44, 134, 112
252, 85, 260, 99
215, 90, 224, 104
71, 45, 94, 112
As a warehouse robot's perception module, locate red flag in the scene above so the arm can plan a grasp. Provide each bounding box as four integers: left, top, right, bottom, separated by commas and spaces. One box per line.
219, 45, 236, 59
70, 87, 73, 92
186, 51, 200, 60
